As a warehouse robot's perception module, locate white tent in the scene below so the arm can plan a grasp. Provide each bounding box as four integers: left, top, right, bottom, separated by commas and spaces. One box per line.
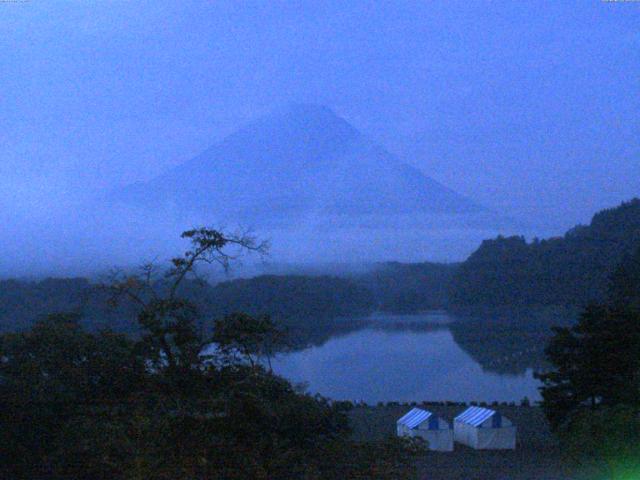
396, 407, 454, 451
453, 406, 516, 450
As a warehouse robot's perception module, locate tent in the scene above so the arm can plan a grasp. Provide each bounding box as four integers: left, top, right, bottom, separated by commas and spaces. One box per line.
396, 407, 454, 451
453, 406, 516, 450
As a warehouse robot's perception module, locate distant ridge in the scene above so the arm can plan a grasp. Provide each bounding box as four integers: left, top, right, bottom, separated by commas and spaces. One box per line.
115, 104, 481, 224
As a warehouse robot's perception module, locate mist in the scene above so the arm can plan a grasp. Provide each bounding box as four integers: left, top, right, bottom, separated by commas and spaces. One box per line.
1, 1, 638, 278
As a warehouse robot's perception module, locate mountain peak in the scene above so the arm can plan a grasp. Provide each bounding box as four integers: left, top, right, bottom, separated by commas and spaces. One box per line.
276, 102, 337, 118
243, 103, 360, 145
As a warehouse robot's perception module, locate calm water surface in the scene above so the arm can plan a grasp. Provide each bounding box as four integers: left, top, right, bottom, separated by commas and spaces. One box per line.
271, 311, 547, 403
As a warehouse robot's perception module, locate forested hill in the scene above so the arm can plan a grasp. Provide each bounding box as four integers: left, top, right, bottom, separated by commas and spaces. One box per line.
0, 275, 376, 334
449, 199, 640, 306
353, 261, 457, 312
205, 275, 375, 325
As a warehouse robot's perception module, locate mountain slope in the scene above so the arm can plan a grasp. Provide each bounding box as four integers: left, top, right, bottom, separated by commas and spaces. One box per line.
116, 104, 480, 223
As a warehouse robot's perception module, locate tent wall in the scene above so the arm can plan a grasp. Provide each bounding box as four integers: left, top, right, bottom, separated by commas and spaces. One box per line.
453, 421, 476, 447
454, 421, 516, 450
476, 427, 516, 450
418, 430, 454, 451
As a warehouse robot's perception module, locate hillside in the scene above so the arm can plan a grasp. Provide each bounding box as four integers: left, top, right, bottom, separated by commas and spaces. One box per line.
205, 274, 375, 325
353, 261, 458, 312
449, 199, 640, 306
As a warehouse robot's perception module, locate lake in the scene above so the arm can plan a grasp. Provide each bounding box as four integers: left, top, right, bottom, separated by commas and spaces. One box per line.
270, 310, 572, 404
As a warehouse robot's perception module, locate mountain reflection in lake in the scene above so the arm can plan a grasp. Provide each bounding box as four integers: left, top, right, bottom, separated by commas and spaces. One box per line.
271, 309, 575, 404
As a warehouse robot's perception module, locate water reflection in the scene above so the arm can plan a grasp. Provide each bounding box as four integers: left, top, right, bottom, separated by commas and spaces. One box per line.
448, 306, 576, 374
272, 308, 576, 403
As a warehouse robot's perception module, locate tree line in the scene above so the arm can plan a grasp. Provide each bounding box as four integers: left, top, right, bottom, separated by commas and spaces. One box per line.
0, 261, 458, 338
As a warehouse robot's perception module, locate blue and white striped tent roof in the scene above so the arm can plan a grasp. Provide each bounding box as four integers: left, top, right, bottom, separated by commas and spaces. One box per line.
397, 408, 433, 429
455, 406, 498, 427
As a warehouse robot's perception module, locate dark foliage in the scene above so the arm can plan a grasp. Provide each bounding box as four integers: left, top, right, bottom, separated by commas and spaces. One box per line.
0, 274, 376, 338
537, 305, 640, 429
212, 312, 288, 368
207, 274, 376, 325
353, 261, 457, 312
450, 198, 640, 306
609, 246, 640, 311
557, 405, 640, 479
0, 277, 139, 334
0, 314, 148, 479
537, 246, 640, 477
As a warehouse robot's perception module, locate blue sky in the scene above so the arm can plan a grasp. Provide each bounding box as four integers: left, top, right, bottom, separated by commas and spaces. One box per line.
1, 0, 639, 230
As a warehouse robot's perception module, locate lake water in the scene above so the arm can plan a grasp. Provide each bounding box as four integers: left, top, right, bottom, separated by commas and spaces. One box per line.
270, 311, 562, 404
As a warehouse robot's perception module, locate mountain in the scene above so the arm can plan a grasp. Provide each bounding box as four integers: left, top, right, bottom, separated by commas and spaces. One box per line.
115, 104, 480, 224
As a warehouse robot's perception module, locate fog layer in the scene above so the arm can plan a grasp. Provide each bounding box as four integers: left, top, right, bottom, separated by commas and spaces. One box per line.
1, 1, 637, 276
